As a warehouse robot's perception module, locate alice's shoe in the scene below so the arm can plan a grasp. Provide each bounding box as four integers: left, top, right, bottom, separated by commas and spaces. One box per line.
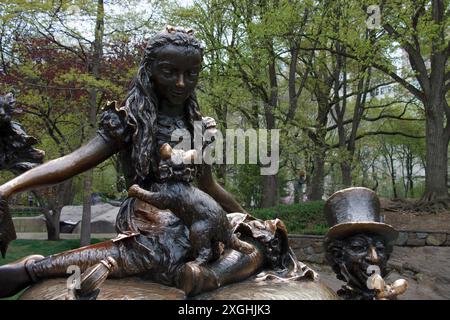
0, 254, 44, 298
176, 262, 219, 297
176, 241, 265, 297
66, 256, 118, 300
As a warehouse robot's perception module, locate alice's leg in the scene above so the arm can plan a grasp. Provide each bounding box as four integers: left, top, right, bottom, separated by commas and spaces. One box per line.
29, 240, 121, 280
0, 237, 148, 298
29, 237, 158, 280
176, 237, 266, 296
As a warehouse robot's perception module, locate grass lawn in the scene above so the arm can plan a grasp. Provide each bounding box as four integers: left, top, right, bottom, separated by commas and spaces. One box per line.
0, 239, 106, 300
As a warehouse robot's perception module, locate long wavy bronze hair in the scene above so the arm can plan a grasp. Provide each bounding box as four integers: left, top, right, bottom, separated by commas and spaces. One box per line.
121, 27, 203, 184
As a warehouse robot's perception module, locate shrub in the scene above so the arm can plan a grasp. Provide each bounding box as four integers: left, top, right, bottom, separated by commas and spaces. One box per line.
249, 201, 327, 235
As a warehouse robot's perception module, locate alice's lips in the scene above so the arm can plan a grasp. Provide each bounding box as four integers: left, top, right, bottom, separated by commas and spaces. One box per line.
172, 90, 186, 96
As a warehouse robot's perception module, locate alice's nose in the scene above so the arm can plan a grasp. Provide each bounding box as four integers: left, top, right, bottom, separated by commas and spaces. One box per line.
366, 245, 379, 263
176, 73, 185, 88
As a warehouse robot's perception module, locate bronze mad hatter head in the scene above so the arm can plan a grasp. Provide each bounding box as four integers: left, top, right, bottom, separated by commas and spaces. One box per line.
323, 187, 399, 299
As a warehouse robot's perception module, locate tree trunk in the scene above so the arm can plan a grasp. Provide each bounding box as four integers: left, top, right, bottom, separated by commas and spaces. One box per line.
260, 43, 278, 208
294, 180, 300, 203
309, 149, 325, 200
45, 211, 60, 241
359, 151, 370, 189
390, 164, 398, 199
308, 71, 332, 200
33, 191, 62, 241
407, 152, 414, 198
80, 0, 104, 246
422, 106, 449, 201
341, 161, 352, 188
371, 162, 379, 192
261, 175, 278, 208
305, 151, 314, 197
404, 147, 414, 198
80, 169, 93, 246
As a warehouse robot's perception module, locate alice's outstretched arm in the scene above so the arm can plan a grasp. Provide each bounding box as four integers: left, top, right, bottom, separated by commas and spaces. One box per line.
0, 135, 118, 198
198, 164, 249, 215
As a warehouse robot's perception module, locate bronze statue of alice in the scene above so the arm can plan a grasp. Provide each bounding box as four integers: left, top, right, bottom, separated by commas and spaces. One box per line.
0, 27, 315, 299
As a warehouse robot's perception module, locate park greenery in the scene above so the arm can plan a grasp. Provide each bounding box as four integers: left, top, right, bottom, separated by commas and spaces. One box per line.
0, 0, 449, 241
0, 238, 105, 300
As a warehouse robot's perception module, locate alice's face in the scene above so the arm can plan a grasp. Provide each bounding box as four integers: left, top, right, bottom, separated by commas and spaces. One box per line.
151, 44, 202, 106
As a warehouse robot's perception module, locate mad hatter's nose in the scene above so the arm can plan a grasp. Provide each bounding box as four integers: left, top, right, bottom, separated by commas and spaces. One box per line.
366, 245, 379, 264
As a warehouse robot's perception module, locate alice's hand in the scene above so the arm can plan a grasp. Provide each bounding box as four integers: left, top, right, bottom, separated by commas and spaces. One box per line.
0, 191, 16, 258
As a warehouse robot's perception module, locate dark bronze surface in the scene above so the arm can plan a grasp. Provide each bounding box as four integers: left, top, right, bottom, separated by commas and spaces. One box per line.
128, 180, 254, 266
195, 278, 339, 300
0, 27, 326, 299
325, 233, 392, 300
0, 92, 45, 256
19, 276, 339, 300
20, 277, 187, 300
0, 93, 45, 173
324, 187, 397, 241
324, 187, 405, 300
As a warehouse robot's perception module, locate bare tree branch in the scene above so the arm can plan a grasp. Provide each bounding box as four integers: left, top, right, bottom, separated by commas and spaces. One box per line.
382, 23, 430, 94
297, 46, 426, 101
329, 130, 425, 148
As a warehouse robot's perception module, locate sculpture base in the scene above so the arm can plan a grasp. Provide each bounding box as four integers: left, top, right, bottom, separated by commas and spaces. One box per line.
19, 276, 339, 300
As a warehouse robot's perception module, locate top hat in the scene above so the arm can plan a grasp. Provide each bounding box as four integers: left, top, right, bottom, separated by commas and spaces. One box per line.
324, 187, 398, 242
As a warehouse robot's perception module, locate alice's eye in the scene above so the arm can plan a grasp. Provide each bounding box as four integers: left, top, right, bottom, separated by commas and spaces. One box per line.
161, 67, 173, 75
187, 70, 199, 77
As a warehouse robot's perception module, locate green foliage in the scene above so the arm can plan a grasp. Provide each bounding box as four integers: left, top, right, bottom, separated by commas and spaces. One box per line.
0, 239, 106, 267
11, 209, 44, 217
249, 201, 327, 235
227, 164, 263, 208
1, 0, 445, 211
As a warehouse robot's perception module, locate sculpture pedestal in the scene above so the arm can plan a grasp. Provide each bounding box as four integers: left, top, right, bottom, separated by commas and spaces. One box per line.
19, 276, 339, 300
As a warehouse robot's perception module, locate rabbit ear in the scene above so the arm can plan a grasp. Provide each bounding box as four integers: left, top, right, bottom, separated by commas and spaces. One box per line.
159, 143, 173, 160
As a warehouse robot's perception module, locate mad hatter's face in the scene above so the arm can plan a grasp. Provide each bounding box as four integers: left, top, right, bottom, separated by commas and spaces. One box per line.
327, 233, 390, 289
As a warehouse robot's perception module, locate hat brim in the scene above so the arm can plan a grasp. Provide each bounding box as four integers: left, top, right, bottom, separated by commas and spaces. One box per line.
325, 222, 398, 242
